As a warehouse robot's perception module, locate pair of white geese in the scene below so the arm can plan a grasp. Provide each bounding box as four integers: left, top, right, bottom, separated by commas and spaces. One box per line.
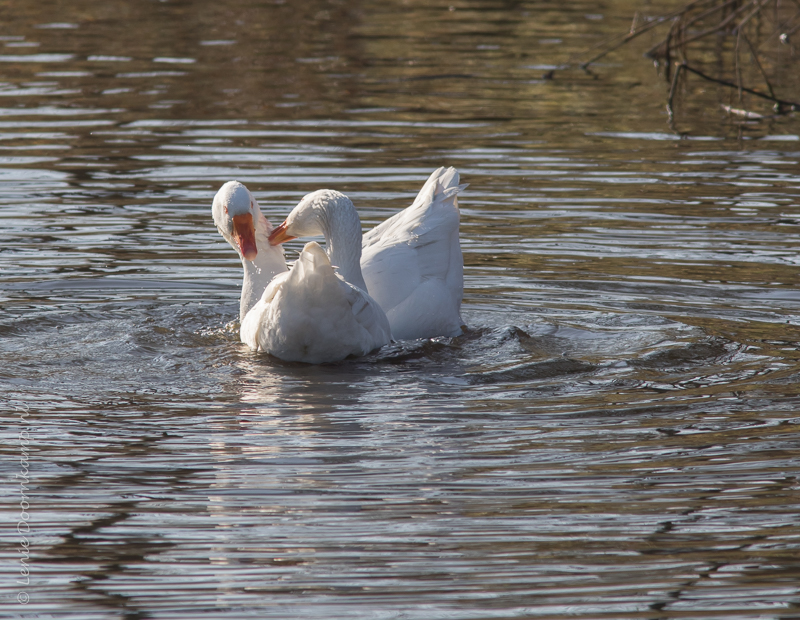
212, 167, 467, 364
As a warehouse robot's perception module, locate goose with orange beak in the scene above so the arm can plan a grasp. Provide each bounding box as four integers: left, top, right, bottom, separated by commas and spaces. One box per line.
212, 181, 391, 363
212, 181, 288, 323
267, 167, 467, 341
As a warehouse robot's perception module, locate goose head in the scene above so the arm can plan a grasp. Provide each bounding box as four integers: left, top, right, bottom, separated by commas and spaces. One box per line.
212, 180, 259, 261
268, 189, 367, 291
268, 189, 360, 246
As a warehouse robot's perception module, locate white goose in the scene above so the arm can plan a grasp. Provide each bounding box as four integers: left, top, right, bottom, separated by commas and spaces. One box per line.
212, 181, 391, 364
269, 167, 466, 341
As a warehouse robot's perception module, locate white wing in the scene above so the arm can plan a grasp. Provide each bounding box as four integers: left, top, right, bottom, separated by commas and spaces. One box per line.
361, 167, 466, 340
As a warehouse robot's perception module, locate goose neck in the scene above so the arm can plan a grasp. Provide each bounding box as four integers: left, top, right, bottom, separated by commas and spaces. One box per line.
321, 214, 367, 291
239, 251, 274, 320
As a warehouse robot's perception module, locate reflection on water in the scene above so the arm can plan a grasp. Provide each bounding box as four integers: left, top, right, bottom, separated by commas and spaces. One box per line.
1, 0, 800, 618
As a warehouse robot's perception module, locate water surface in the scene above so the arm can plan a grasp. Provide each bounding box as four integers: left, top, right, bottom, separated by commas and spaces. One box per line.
1, 1, 800, 618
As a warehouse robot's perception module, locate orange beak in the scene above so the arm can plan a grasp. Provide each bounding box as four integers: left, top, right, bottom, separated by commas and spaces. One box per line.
232, 213, 258, 261
268, 221, 297, 246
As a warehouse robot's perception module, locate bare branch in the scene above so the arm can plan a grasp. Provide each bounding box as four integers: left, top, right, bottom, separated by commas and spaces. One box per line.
574, 0, 716, 69
667, 62, 685, 122
566, 0, 800, 123
741, 31, 777, 99
681, 62, 800, 108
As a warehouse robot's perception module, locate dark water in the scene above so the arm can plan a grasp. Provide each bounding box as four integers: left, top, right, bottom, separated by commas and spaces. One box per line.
2, 1, 800, 618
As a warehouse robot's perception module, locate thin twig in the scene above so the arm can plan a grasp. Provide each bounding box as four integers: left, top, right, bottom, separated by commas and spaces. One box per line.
681, 62, 800, 107
678, 0, 742, 34
644, 0, 742, 58
630, 11, 640, 35
736, 0, 774, 32
786, 20, 800, 36
662, 0, 760, 51
735, 28, 744, 102
741, 31, 777, 99
576, 0, 715, 68
667, 62, 685, 122
664, 15, 685, 80
741, 3, 799, 50
772, 9, 800, 40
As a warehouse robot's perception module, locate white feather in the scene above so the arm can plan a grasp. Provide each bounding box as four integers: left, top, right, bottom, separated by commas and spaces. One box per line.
213, 182, 391, 363
361, 166, 466, 340
241, 242, 391, 364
